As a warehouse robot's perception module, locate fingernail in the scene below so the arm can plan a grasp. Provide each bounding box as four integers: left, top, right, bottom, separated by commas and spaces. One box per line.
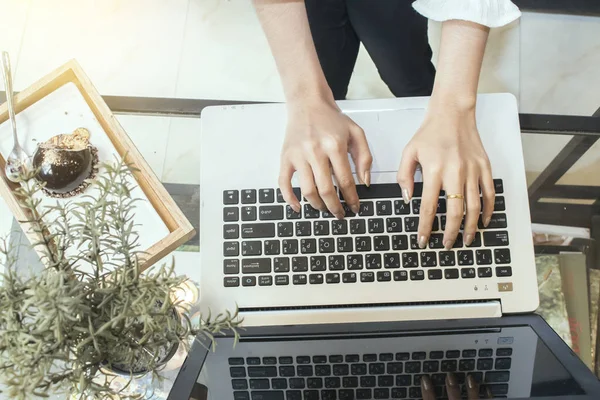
335, 212, 345, 220
402, 188, 410, 204
484, 216, 491, 227
421, 375, 432, 391
292, 204, 301, 213
351, 204, 360, 214
485, 386, 493, 398
467, 375, 477, 389
418, 236, 427, 249
364, 171, 370, 187
443, 240, 453, 250
465, 234, 474, 246
446, 372, 458, 387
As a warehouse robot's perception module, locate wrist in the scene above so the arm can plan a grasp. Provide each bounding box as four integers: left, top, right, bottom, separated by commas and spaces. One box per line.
429, 89, 477, 115
285, 77, 336, 109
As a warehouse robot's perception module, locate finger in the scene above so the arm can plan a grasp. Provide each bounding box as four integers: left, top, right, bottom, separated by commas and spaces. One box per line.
397, 145, 419, 204
480, 160, 495, 227
297, 164, 325, 211
330, 150, 360, 214
463, 172, 481, 246
446, 373, 461, 400
417, 169, 442, 248
279, 161, 300, 212
442, 172, 466, 250
348, 123, 372, 187
484, 385, 493, 399
420, 375, 436, 400
466, 375, 480, 400
312, 157, 344, 219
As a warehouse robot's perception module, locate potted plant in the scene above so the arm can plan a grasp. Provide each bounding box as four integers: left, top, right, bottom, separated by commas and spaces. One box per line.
0, 159, 241, 399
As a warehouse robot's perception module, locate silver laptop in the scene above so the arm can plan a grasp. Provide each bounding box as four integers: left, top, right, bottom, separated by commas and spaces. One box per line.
198, 94, 539, 327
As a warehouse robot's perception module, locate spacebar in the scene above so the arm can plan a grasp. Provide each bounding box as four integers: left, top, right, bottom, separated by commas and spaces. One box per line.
251, 391, 284, 400
355, 183, 403, 199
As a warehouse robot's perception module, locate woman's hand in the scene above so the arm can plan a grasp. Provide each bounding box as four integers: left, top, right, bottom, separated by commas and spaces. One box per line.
397, 105, 495, 249
280, 99, 372, 219
421, 373, 492, 400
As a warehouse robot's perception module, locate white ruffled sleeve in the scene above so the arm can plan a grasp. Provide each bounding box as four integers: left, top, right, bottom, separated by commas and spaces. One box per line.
412, 0, 521, 28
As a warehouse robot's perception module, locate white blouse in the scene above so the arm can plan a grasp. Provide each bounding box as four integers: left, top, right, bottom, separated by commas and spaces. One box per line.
412, 0, 521, 28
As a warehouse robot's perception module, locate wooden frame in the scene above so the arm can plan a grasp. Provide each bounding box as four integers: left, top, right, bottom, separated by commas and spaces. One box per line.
0, 59, 195, 271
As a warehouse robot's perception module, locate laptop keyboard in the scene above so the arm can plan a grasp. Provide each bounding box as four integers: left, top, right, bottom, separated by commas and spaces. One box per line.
222, 181, 510, 288
228, 347, 513, 399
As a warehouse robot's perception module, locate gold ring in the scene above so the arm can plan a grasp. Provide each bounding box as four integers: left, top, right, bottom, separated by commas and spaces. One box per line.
447, 194, 465, 200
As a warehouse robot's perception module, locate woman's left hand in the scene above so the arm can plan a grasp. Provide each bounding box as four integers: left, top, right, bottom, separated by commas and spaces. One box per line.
396, 105, 495, 250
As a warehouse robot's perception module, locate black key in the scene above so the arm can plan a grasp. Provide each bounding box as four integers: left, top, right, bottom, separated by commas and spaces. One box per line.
462, 349, 477, 358
394, 271, 408, 281
497, 348, 513, 356
224, 276, 240, 287
301, 238, 317, 254
260, 205, 284, 221
343, 272, 357, 283
446, 350, 460, 359
366, 254, 382, 269
385, 217, 403, 233
494, 248, 511, 264
242, 276, 257, 286
333, 364, 350, 376
304, 204, 320, 219
250, 379, 270, 389
373, 236, 390, 251
429, 351, 444, 360
242, 189, 257, 204
411, 198, 421, 214
224, 224, 240, 239
396, 375, 412, 388
313, 355, 327, 364
432, 373, 446, 386
242, 206, 257, 221
392, 388, 407, 398
321, 389, 337, 400
478, 267, 493, 278
277, 222, 293, 237
379, 353, 393, 362
368, 218, 384, 233
322, 210, 335, 219
295, 221, 311, 237
343, 376, 359, 387
347, 254, 364, 270
337, 237, 353, 253
341, 203, 356, 218
346, 355, 360, 363
279, 366, 295, 376
420, 252, 437, 267
488, 384, 509, 395
224, 207, 240, 222
361, 271, 375, 282
458, 250, 474, 265
307, 378, 323, 389
483, 231, 509, 246
303, 390, 319, 400
478, 349, 493, 358
259, 275, 273, 286
432, 216, 440, 231
285, 391, 302, 400
494, 179, 504, 194
459, 359, 475, 371
324, 377, 341, 389
494, 196, 506, 211
354, 184, 401, 199
360, 376, 376, 387
477, 358, 494, 371
437, 198, 447, 213
319, 238, 335, 253
338, 389, 354, 400
329, 255, 345, 270
230, 366, 246, 377
311, 256, 326, 271
441, 360, 457, 372
423, 361, 439, 372
351, 219, 366, 234
479, 213, 507, 229
289, 378, 305, 389
428, 269, 442, 280
270, 379, 287, 390
356, 388, 372, 400
251, 391, 284, 400
402, 252, 419, 268
409, 235, 419, 249
496, 358, 512, 370
224, 259, 240, 274
286, 206, 301, 220
224, 190, 239, 205
279, 357, 293, 365
387, 362, 403, 374
234, 392, 249, 400
283, 239, 298, 254
229, 357, 245, 365
445, 268, 459, 279
248, 366, 277, 377
384, 253, 400, 269
394, 200, 410, 215
224, 242, 240, 257
297, 365, 314, 376
359, 201, 375, 216
453, 232, 464, 248
428, 233, 444, 249
485, 371, 510, 383
293, 274, 307, 285
496, 266, 512, 277
476, 249, 492, 265
233, 379, 248, 390
374, 387, 390, 398
262, 357, 277, 365
439, 251, 456, 266
461, 268, 476, 279
412, 352, 426, 360
355, 236, 372, 252
369, 363, 385, 375
376, 200, 392, 215
351, 363, 368, 375
332, 220, 349, 235
395, 352, 409, 361
259, 189, 274, 204
314, 221, 330, 236
405, 361, 421, 373
377, 271, 392, 282
392, 235, 408, 250
242, 241, 262, 256
409, 387, 422, 398
274, 257, 290, 273
326, 273, 340, 284
292, 257, 309, 272
404, 217, 418, 232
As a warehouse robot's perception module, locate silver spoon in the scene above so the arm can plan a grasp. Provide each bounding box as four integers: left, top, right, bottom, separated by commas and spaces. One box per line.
2, 51, 30, 182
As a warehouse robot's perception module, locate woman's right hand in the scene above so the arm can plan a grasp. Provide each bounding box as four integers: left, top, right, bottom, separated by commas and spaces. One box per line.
279, 99, 373, 219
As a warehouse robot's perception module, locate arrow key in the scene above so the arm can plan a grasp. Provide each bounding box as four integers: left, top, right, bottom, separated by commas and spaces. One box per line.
242, 189, 257, 204
259, 189, 275, 203
242, 206, 257, 221
223, 190, 239, 205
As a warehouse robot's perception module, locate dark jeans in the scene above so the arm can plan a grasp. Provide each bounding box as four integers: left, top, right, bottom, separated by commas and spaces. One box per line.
305, 0, 436, 100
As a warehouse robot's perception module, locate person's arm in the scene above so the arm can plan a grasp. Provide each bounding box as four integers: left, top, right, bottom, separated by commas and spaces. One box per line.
397, 20, 495, 250
253, 0, 372, 218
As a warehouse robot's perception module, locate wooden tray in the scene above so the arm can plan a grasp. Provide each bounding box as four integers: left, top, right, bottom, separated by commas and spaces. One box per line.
0, 60, 195, 272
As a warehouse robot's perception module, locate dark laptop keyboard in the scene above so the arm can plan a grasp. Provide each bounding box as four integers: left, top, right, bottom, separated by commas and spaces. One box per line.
228, 347, 513, 399
222, 181, 511, 289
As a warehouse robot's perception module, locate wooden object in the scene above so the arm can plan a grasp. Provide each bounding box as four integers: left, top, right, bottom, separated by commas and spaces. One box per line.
0, 60, 195, 271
